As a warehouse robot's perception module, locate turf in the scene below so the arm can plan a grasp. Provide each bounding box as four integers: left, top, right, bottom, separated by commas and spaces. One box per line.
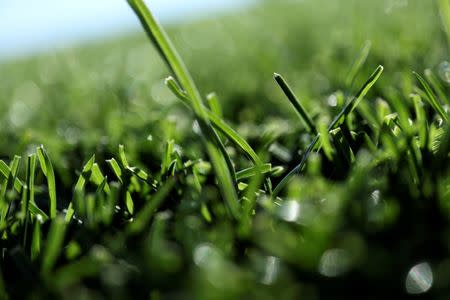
0, 0, 449, 299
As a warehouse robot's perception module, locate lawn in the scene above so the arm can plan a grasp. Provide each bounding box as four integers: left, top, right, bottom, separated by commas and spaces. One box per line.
0, 0, 449, 298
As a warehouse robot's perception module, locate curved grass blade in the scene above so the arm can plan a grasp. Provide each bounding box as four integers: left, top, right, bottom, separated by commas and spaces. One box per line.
166, 76, 262, 165
274, 73, 317, 135
128, 0, 240, 218
329, 65, 384, 130
65, 155, 95, 222
273, 65, 384, 196
413, 71, 448, 122
37, 146, 57, 219
127, 0, 204, 117
29, 204, 49, 221
425, 69, 449, 106
236, 164, 272, 181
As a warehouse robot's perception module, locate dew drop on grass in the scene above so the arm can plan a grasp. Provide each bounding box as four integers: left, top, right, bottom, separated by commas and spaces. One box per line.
438, 61, 450, 84
193, 243, 221, 269
278, 200, 300, 223
327, 94, 338, 107
405, 262, 433, 294
278, 200, 316, 225
318, 248, 351, 277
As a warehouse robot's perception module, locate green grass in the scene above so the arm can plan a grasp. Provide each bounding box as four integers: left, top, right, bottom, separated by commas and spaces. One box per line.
0, 0, 449, 298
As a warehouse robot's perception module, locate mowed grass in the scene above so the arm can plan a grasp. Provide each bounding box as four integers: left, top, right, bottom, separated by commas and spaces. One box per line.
0, 0, 449, 299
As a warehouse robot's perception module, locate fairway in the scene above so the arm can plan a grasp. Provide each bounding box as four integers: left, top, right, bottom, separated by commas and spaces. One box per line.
0, 0, 449, 299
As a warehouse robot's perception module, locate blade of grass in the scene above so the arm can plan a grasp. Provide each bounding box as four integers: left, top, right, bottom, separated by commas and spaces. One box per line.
273, 65, 384, 196
127, 178, 176, 235
330, 65, 384, 130
91, 163, 110, 194
413, 71, 448, 122
106, 158, 123, 183
37, 146, 57, 219
411, 94, 428, 149
0, 156, 21, 227
166, 76, 261, 164
127, 0, 240, 219
65, 155, 95, 222
31, 220, 41, 261
0, 160, 23, 193
41, 216, 66, 275
236, 164, 272, 181
206, 92, 223, 118
425, 69, 450, 106
274, 73, 317, 135
23, 154, 36, 247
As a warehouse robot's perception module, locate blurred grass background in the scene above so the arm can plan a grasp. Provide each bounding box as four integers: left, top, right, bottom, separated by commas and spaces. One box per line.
0, 0, 445, 179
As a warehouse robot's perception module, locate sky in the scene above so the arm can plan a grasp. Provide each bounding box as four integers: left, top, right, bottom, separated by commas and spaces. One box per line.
0, 0, 253, 60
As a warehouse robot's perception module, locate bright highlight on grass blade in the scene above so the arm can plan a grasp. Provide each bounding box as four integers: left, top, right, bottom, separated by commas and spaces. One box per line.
413, 71, 449, 123
37, 146, 57, 219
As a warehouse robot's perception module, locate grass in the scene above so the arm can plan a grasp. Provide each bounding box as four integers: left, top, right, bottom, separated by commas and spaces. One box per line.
0, 0, 449, 299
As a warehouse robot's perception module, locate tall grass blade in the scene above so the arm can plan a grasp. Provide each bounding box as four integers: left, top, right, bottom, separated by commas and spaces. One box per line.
37, 146, 57, 218
23, 154, 36, 247
414, 71, 449, 122
273, 65, 383, 196
330, 65, 384, 129
274, 73, 317, 135
127, 0, 240, 218
425, 69, 450, 105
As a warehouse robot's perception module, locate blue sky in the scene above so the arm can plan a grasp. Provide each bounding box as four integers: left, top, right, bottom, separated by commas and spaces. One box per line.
0, 0, 253, 60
